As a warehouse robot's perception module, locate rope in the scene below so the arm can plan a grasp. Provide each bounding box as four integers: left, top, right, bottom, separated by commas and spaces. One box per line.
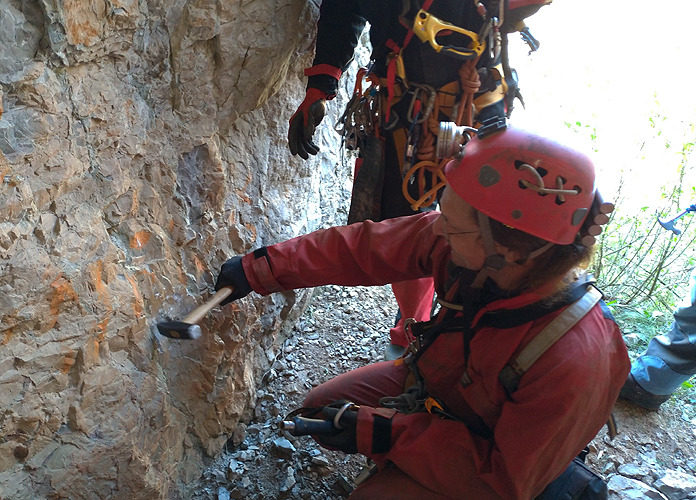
379, 380, 428, 414
455, 58, 482, 127
402, 56, 482, 210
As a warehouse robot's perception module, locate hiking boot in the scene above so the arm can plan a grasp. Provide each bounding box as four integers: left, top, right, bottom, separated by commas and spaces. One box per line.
384, 344, 406, 361
619, 373, 670, 411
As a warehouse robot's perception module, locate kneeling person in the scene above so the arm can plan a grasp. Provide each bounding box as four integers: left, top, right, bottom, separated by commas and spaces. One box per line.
215, 125, 629, 499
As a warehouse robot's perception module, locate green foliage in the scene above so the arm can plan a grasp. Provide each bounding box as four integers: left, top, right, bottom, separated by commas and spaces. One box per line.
592, 136, 696, 315
572, 113, 696, 403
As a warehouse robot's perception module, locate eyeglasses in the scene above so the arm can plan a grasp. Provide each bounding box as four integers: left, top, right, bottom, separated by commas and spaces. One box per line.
439, 213, 479, 239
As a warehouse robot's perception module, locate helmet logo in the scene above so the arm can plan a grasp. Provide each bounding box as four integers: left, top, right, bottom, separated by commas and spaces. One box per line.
478, 164, 500, 187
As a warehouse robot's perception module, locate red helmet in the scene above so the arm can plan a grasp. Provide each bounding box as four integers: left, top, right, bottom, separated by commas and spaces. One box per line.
444, 125, 596, 245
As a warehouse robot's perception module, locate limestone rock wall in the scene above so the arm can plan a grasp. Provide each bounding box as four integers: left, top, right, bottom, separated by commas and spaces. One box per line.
0, 1, 354, 498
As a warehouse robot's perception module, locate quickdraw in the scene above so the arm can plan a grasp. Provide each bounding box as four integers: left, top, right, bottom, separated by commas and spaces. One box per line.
335, 68, 381, 150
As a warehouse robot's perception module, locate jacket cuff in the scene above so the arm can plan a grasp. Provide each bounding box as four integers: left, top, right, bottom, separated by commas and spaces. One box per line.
357, 407, 398, 456
307, 75, 339, 99
241, 247, 284, 296
304, 64, 343, 80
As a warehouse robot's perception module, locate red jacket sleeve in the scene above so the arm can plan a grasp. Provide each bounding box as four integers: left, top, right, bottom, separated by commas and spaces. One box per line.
241, 212, 449, 296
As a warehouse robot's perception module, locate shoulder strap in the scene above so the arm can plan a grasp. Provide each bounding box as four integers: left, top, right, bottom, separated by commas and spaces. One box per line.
478, 281, 590, 329
499, 285, 603, 394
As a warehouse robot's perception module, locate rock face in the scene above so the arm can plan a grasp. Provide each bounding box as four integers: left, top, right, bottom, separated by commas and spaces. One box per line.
0, 1, 354, 498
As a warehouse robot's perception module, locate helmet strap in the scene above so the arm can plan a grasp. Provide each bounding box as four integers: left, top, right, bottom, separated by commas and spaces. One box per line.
472, 212, 507, 289
515, 241, 554, 265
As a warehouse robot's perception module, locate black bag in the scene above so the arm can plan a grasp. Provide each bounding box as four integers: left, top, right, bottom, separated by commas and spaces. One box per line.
534, 456, 608, 500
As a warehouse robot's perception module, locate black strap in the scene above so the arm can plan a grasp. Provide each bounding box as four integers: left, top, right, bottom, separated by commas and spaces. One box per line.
371, 415, 393, 454
476, 280, 594, 330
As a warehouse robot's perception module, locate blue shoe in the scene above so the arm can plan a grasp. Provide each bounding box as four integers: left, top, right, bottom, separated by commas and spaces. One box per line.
619, 373, 670, 410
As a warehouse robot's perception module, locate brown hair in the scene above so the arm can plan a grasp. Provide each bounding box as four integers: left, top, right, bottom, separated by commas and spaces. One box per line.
488, 218, 594, 293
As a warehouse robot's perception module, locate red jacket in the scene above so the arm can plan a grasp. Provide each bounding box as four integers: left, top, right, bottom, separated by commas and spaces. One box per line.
241, 212, 629, 499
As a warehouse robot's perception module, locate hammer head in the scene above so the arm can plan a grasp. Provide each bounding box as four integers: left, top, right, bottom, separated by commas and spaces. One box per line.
156, 320, 202, 340
658, 217, 682, 235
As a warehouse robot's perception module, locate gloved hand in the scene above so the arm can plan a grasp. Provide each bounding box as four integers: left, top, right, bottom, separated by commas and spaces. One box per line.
288, 87, 328, 160
214, 256, 253, 305
316, 402, 359, 454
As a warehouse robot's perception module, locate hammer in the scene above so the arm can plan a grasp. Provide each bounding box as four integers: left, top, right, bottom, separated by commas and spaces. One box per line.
658, 204, 696, 236
156, 286, 233, 339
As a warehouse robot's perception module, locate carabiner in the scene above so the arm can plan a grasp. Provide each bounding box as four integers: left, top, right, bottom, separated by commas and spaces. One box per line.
407, 84, 437, 124
412, 9, 485, 60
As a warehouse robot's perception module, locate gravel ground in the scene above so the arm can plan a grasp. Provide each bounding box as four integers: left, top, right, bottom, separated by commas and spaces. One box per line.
189, 285, 696, 500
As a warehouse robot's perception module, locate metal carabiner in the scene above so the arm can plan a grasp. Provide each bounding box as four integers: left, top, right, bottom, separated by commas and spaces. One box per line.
406, 84, 437, 124
412, 9, 485, 60
488, 17, 501, 61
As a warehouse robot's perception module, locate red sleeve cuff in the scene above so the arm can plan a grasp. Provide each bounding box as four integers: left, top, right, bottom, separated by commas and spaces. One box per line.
304, 64, 343, 81
357, 407, 397, 456
241, 251, 284, 295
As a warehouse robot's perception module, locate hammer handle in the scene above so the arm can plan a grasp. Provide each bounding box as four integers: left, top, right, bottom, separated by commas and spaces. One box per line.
182, 287, 234, 325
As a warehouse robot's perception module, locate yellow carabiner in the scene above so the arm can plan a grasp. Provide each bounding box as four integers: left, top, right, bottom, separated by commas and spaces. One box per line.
412, 9, 485, 60
425, 397, 444, 414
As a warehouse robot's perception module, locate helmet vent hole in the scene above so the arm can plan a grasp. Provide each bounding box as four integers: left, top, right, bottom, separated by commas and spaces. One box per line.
514, 160, 546, 177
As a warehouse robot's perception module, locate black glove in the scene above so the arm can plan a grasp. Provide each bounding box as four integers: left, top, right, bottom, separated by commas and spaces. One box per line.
288, 87, 327, 160
214, 256, 253, 305
315, 402, 359, 454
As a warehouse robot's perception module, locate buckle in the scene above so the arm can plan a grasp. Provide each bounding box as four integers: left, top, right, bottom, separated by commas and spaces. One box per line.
476, 116, 508, 139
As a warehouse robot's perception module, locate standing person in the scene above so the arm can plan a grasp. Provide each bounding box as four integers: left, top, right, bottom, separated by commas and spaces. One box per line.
287, 0, 551, 360
620, 267, 696, 410
218, 125, 629, 498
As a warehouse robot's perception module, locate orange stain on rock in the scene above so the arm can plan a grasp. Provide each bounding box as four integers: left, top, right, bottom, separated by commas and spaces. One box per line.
47, 275, 80, 330
130, 230, 151, 249
89, 261, 107, 295
63, 0, 102, 47
125, 272, 144, 318
95, 318, 109, 341
58, 350, 77, 374
193, 255, 206, 273
244, 222, 257, 240
1, 325, 13, 346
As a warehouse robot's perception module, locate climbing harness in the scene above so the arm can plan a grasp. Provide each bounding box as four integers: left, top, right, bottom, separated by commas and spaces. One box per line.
381, 278, 615, 437
336, 0, 550, 217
